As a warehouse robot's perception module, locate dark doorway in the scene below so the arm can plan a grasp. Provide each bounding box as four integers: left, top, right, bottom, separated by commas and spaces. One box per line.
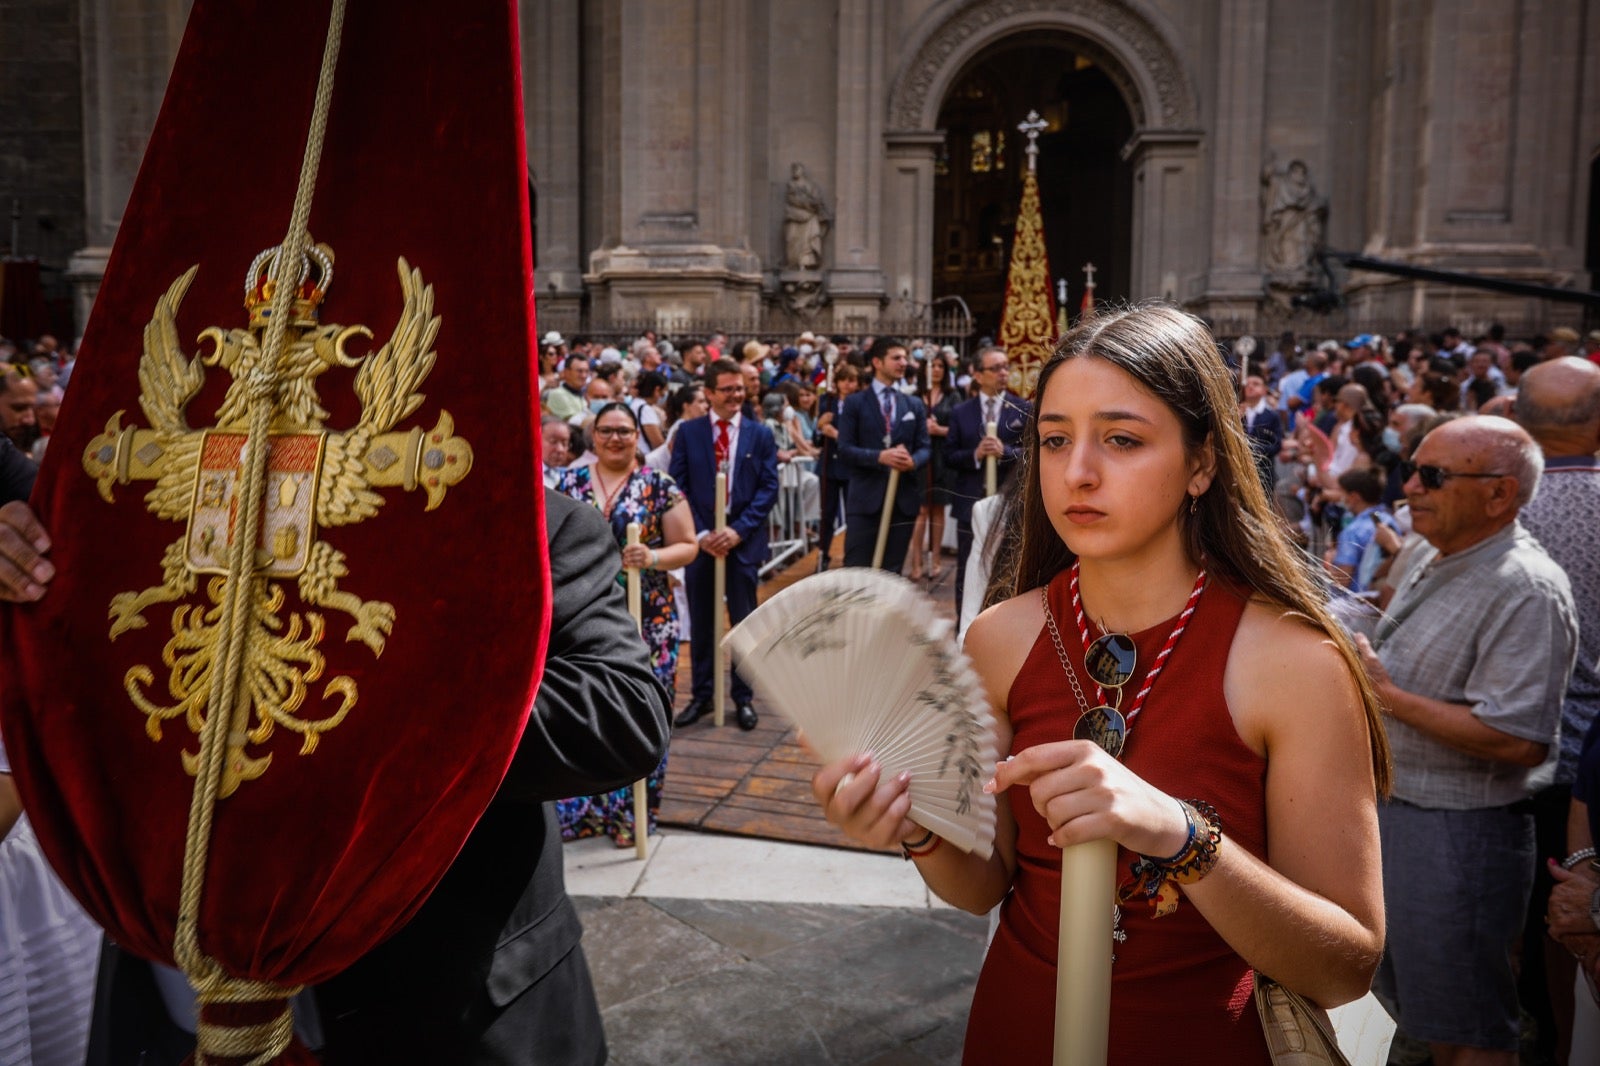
932, 39, 1134, 341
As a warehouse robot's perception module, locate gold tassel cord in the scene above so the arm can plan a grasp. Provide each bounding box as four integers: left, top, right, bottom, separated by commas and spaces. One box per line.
172, 1, 349, 1061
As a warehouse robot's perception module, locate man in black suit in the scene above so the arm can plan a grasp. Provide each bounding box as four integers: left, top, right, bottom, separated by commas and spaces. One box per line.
1241, 373, 1283, 493
812, 362, 861, 571
945, 346, 1029, 616
836, 338, 930, 572
75, 491, 672, 1065
670, 359, 781, 731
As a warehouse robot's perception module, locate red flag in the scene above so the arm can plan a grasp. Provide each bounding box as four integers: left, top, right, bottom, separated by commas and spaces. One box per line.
0, 1, 549, 1060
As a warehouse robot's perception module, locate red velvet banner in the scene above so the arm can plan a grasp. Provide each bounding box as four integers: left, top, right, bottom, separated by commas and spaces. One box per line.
0, 0, 548, 1018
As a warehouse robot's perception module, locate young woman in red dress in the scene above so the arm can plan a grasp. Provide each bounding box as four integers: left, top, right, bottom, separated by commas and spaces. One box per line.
812, 305, 1390, 1062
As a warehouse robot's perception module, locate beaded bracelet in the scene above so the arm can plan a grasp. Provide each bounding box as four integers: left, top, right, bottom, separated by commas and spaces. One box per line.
1117, 800, 1223, 917
1562, 846, 1597, 871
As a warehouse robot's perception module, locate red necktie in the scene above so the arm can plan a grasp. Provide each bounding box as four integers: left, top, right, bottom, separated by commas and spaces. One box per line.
715, 418, 730, 468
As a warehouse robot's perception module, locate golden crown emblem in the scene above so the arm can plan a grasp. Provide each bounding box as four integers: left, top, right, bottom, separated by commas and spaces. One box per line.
245, 242, 334, 329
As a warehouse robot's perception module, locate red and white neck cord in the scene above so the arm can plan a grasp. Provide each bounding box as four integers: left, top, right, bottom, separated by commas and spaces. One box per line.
1068, 560, 1207, 727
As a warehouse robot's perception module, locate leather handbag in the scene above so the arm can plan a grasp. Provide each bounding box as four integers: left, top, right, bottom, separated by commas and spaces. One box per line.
1254, 974, 1352, 1066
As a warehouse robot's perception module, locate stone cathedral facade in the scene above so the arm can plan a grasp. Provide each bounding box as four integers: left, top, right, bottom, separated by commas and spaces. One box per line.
6, 0, 1598, 342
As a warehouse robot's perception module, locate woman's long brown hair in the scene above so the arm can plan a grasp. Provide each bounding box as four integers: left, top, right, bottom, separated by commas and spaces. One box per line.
1004, 304, 1391, 793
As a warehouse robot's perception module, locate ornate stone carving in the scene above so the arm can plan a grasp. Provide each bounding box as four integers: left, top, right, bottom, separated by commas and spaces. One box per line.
779, 271, 828, 315
888, 0, 1198, 131
783, 163, 831, 271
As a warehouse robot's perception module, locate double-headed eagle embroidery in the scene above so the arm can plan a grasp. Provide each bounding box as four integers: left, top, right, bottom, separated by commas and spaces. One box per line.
83, 244, 472, 795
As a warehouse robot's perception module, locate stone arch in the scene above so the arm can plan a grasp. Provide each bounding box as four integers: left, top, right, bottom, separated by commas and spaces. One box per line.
887, 0, 1199, 133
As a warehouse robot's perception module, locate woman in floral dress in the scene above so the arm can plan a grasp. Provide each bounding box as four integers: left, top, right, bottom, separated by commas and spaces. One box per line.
555, 401, 699, 845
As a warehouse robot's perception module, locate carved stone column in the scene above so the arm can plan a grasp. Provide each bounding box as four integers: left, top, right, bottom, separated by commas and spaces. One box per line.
67, 0, 191, 328
1194, 0, 1269, 327
827, 0, 886, 324
523, 0, 583, 330
583, 0, 763, 326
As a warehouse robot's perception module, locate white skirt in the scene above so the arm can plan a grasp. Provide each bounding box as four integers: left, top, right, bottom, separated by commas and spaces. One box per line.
0, 813, 102, 1066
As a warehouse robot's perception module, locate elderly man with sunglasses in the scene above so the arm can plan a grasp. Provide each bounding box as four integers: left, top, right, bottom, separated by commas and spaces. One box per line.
1353, 415, 1578, 1065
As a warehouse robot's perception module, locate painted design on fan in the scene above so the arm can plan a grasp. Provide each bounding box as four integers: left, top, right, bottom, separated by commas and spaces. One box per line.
907, 628, 988, 815
771, 587, 876, 658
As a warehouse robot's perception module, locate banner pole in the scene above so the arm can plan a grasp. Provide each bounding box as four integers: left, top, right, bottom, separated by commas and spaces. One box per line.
625, 522, 648, 860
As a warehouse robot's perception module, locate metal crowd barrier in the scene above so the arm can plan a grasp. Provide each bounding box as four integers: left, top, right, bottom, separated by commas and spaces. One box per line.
759, 459, 812, 579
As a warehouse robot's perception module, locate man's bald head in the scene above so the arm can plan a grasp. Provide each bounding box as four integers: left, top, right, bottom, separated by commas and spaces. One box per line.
1336, 383, 1371, 412
1425, 415, 1543, 505
1513, 357, 1600, 458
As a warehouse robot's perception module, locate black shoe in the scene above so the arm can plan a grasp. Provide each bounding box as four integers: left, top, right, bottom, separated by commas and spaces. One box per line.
675, 700, 712, 728
735, 702, 758, 731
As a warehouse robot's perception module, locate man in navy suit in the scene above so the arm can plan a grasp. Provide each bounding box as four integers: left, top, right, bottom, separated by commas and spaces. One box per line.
1240, 373, 1283, 492
837, 338, 930, 572
670, 358, 781, 730
946, 346, 1030, 616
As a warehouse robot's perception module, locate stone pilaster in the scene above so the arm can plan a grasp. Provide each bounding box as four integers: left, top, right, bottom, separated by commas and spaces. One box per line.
1194, 0, 1268, 326
827, 0, 886, 321
523, 0, 583, 329
583, 0, 762, 325
1123, 130, 1204, 308
878, 130, 943, 332
68, 0, 190, 327
1346, 0, 1588, 331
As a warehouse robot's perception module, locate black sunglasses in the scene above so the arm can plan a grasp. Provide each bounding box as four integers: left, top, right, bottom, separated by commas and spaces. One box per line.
1400, 461, 1509, 491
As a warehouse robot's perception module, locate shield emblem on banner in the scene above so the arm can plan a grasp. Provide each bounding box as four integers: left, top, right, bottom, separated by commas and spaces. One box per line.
188, 432, 326, 577
0, 0, 550, 1059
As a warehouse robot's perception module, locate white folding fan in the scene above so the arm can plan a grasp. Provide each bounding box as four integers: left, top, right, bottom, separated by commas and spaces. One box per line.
723, 569, 1000, 857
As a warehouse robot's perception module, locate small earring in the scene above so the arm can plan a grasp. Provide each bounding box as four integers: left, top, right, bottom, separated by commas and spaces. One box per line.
1189, 494, 1199, 516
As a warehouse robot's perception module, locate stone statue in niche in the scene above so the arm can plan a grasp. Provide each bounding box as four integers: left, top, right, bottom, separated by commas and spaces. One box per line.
783, 162, 830, 271
1260, 157, 1327, 284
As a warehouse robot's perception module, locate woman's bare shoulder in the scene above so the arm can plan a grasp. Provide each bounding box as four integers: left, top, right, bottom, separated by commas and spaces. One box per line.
1227, 598, 1363, 740
963, 588, 1047, 715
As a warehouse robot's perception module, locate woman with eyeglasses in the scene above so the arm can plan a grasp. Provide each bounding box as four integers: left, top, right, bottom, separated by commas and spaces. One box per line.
809, 305, 1389, 1062
555, 402, 699, 847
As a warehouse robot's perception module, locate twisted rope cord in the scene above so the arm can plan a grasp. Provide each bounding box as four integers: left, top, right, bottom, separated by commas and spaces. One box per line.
173, 2, 348, 1061
1067, 561, 1207, 727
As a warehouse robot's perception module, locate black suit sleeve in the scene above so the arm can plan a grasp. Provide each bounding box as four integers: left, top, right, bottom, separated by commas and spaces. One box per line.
498, 492, 672, 803
0, 437, 36, 504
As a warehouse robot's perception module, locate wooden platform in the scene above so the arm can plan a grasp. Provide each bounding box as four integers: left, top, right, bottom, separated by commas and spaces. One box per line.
659, 534, 958, 853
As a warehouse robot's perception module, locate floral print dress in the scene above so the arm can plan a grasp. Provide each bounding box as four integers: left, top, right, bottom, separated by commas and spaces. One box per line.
554, 464, 684, 845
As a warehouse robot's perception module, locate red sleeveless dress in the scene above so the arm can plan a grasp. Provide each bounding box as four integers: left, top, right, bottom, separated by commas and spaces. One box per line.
963, 569, 1272, 1064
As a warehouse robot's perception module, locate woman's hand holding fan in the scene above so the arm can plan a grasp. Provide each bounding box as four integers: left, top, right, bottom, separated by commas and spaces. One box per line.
723, 569, 1000, 857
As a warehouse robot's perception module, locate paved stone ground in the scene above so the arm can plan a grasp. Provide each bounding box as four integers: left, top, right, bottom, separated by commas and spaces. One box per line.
575, 896, 988, 1066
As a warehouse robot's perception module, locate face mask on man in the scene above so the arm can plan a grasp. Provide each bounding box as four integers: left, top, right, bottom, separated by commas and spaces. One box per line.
589, 399, 609, 414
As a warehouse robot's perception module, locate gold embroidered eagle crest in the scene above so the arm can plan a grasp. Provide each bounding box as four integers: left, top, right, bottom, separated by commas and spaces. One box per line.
82, 244, 472, 795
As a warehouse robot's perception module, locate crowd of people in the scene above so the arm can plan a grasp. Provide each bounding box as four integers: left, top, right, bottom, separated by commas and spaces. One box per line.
4, 310, 1600, 1063
535, 315, 1600, 1062
0, 333, 71, 466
